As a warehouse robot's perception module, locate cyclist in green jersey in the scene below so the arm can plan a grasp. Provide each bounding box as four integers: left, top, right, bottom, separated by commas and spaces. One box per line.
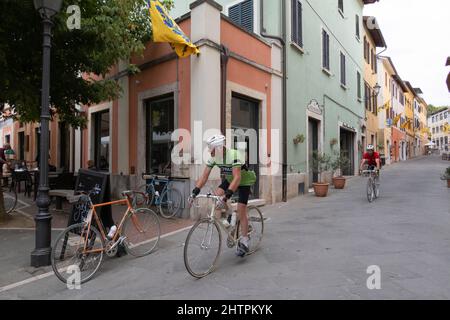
190, 134, 256, 257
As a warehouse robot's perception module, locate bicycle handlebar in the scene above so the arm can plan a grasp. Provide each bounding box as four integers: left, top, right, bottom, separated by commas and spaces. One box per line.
188, 193, 222, 208
78, 185, 101, 197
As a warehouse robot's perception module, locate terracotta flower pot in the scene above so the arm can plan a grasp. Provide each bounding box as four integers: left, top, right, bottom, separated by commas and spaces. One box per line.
332, 177, 346, 189
312, 183, 329, 197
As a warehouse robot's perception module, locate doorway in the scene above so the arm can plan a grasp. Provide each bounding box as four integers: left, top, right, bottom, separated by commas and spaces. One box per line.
308, 118, 320, 187
93, 110, 110, 171
231, 94, 259, 199
340, 128, 355, 175
145, 94, 175, 175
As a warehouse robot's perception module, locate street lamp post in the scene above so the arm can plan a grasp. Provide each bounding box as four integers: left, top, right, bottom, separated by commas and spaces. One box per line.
31, 0, 62, 267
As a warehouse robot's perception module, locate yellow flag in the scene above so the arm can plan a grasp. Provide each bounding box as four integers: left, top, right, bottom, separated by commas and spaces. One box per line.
444, 123, 450, 133
377, 100, 390, 112
148, 0, 199, 58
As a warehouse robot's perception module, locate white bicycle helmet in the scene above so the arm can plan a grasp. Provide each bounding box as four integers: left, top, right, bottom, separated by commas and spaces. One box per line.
206, 134, 226, 150
366, 144, 375, 151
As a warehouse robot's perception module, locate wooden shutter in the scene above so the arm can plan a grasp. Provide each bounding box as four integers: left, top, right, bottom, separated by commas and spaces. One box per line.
229, 0, 254, 33
291, 0, 298, 43
340, 52, 346, 85
355, 15, 360, 38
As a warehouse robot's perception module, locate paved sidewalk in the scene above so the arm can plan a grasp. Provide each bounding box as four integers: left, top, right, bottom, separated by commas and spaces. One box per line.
0, 155, 449, 299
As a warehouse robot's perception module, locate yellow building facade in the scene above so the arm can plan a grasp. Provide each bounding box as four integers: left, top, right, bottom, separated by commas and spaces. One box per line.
363, 17, 387, 154
403, 82, 416, 159
376, 56, 396, 164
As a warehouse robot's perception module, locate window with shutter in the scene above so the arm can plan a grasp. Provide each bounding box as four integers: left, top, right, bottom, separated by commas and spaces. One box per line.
355, 15, 360, 39
371, 48, 374, 71
228, 0, 254, 33
338, 0, 344, 13
340, 52, 346, 86
291, 0, 303, 47
357, 71, 361, 99
322, 30, 330, 70
363, 37, 368, 63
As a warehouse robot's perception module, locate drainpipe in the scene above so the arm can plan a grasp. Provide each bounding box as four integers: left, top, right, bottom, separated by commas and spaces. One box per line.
260, 0, 288, 202
220, 45, 230, 135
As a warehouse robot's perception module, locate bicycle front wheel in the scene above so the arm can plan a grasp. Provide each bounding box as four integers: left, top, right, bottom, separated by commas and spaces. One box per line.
367, 178, 374, 203
51, 223, 104, 284
159, 187, 182, 218
123, 208, 161, 257
237, 206, 264, 255
2, 186, 17, 215
374, 177, 380, 199
184, 219, 222, 278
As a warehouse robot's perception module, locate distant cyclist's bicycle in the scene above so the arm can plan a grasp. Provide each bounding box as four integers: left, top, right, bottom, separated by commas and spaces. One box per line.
183, 193, 264, 278
362, 169, 380, 203
51, 187, 160, 284
134, 174, 182, 219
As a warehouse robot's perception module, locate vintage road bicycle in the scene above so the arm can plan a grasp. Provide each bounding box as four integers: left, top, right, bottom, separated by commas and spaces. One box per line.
134, 174, 182, 219
183, 193, 264, 278
51, 186, 161, 284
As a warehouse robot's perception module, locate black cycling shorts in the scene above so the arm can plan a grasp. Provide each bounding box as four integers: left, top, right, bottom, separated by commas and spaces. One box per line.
218, 179, 251, 205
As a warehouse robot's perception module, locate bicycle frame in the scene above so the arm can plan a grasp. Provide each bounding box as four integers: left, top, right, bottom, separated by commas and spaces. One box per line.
192, 194, 240, 240
146, 177, 171, 204
81, 196, 134, 254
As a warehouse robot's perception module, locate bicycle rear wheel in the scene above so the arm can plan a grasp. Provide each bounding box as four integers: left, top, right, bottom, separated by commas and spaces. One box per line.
51, 223, 104, 284
184, 219, 222, 278
122, 208, 161, 257
236, 206, 264, 255
159, 187, 182, 219
367, 178, 374, 203
2, 186, 17, 215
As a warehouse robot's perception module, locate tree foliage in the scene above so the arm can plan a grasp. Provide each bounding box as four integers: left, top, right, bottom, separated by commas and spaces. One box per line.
0, 0, 174, 128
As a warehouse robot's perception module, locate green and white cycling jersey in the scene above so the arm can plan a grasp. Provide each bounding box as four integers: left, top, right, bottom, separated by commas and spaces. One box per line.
206, 148, 256, 187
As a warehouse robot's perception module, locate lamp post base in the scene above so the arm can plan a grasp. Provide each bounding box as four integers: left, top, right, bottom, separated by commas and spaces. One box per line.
31, 210, 52, 267
31, 248, 52, 267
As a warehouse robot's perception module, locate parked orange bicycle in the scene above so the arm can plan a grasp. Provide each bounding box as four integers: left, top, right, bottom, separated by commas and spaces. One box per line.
51, 186, 161, 284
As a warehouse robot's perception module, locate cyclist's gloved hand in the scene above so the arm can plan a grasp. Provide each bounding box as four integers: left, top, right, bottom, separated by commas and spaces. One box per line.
191, 187, 200, 198
219, 189, 234, 207
188, 187, 201, 206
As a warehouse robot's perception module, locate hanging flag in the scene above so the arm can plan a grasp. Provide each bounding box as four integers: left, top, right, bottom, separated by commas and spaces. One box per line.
377, 100, 390, 112
148, 0, 199, 58
444, 123, 449, 133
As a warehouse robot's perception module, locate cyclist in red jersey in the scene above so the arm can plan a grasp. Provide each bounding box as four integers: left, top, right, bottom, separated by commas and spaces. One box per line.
359, 144, 381, 173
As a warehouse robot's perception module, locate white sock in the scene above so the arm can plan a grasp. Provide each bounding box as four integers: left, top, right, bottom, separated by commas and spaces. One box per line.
241, 236, 249, 246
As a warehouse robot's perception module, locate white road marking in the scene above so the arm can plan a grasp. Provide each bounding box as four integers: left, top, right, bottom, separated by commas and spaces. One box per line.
0, 271, 54, 293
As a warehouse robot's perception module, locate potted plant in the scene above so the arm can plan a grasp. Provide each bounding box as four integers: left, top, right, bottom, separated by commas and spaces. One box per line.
441, 167, 450, 188
293, 134, 305, 145
330, 151, 350, 189
311, 151, 332, 197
